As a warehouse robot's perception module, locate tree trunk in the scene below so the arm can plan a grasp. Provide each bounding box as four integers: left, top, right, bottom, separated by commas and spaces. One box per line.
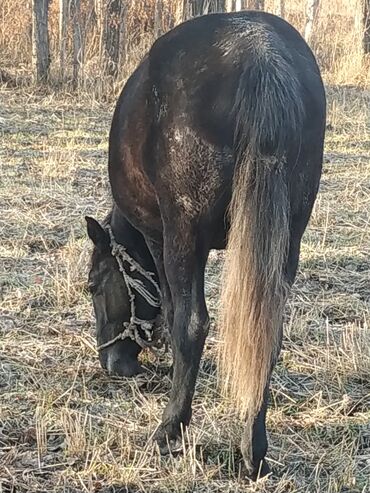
32, 0, 50, 82
183, 0, 226, 18
71, 0, 84, 88
192, 0, 207, 16
154, 0, 164, 38
275, 0, 285, 17
166, 4, 176, 30
173, 1, 184, 25
183, 0, 191, 20
202, 0, 211, 13
104, 0, 124, 77
252, 0, 264, 9
210, 0, 227, 12
119, 1, 127, 69
304, 0, 319, 45
59, 0, 68, 82
186, 0, 212, 16
210, 0, 226, 11
225, 0, 233, 11
94, 0, 104, 65
363, 0, 370, 55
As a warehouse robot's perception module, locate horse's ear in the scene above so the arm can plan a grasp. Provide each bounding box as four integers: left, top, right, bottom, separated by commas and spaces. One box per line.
85, 216, 110, 252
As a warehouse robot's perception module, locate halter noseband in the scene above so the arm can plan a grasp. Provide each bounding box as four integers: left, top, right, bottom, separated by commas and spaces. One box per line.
96, 225, 168, 356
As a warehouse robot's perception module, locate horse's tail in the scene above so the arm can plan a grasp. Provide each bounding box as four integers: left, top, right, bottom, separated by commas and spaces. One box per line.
218, 50, 304, 468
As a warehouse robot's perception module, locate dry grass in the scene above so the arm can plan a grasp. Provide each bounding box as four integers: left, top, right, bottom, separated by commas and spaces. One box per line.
0, 77, 369, 492
1, 2, 370, 490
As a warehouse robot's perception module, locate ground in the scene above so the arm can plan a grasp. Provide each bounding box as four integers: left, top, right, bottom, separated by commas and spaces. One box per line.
0, 84, 369, 493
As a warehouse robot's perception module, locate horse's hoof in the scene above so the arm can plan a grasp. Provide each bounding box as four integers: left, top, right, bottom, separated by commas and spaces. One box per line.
154, 424, 183, 455
247, 459, 271, 481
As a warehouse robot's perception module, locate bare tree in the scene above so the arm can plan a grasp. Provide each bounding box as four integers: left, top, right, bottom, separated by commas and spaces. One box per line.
275, 0, 285, 18
304, 0, 319, 45
166, 3, 177, 29
183, 0, 223, 17
211, 0, 227, 11
183, 0, 244, 17
363, 0, 370, 55
252, 0, 265, 8
173, 1, 185, 25
59, 0, 68, 81
119, 2, 128, 67
225, 0, 248, 10
94, 0, 104, 64
203, 0, 212, 13
225, 0, 233, 11
70, 0, 84, 87
154, 0, 164, 38
104, 0, 125, 77
193, 0, 211, 15
32, 0, 50, 82
182, 0, 191, 19
101, 0, 128, 78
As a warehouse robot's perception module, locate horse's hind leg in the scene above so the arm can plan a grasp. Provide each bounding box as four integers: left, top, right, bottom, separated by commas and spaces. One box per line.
154, 220, 209, 450
241, 214, 307, 479
241, 389, 270, 480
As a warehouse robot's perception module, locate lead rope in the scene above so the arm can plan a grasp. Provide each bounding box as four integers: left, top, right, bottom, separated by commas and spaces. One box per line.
96, 226, 169, 357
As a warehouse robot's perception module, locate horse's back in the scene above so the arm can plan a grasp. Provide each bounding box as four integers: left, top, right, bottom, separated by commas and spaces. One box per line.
147, 11, 324, 151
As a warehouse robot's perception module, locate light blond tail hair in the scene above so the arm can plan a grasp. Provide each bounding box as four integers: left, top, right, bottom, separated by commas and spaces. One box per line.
218, 47, 304, 471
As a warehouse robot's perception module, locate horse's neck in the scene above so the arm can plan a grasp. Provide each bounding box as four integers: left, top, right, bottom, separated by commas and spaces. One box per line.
110, 206, 157, 275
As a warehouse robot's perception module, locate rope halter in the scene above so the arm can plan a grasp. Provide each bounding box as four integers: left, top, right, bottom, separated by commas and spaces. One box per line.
96, 225, 169, 357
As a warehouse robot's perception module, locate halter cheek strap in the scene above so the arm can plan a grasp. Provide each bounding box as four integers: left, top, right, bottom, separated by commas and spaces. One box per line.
96, 225, 169, 356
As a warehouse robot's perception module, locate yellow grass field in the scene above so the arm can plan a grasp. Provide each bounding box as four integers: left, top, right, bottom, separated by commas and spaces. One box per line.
1, 1, 370, 492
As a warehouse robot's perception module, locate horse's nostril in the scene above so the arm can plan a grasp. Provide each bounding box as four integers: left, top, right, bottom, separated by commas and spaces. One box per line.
106, 353, 143, 377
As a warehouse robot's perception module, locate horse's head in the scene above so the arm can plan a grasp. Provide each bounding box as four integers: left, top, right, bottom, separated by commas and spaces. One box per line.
85, 216, 143, 377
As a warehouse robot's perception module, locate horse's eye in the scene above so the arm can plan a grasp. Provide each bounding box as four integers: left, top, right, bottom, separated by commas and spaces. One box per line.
88, 282, 98, 294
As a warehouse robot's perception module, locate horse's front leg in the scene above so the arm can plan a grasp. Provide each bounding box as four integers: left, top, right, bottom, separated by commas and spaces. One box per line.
154, 228, 209, 451
146, 238, 174, 333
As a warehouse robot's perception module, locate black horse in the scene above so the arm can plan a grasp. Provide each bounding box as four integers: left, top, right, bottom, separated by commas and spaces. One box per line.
86, 11, 326, 479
